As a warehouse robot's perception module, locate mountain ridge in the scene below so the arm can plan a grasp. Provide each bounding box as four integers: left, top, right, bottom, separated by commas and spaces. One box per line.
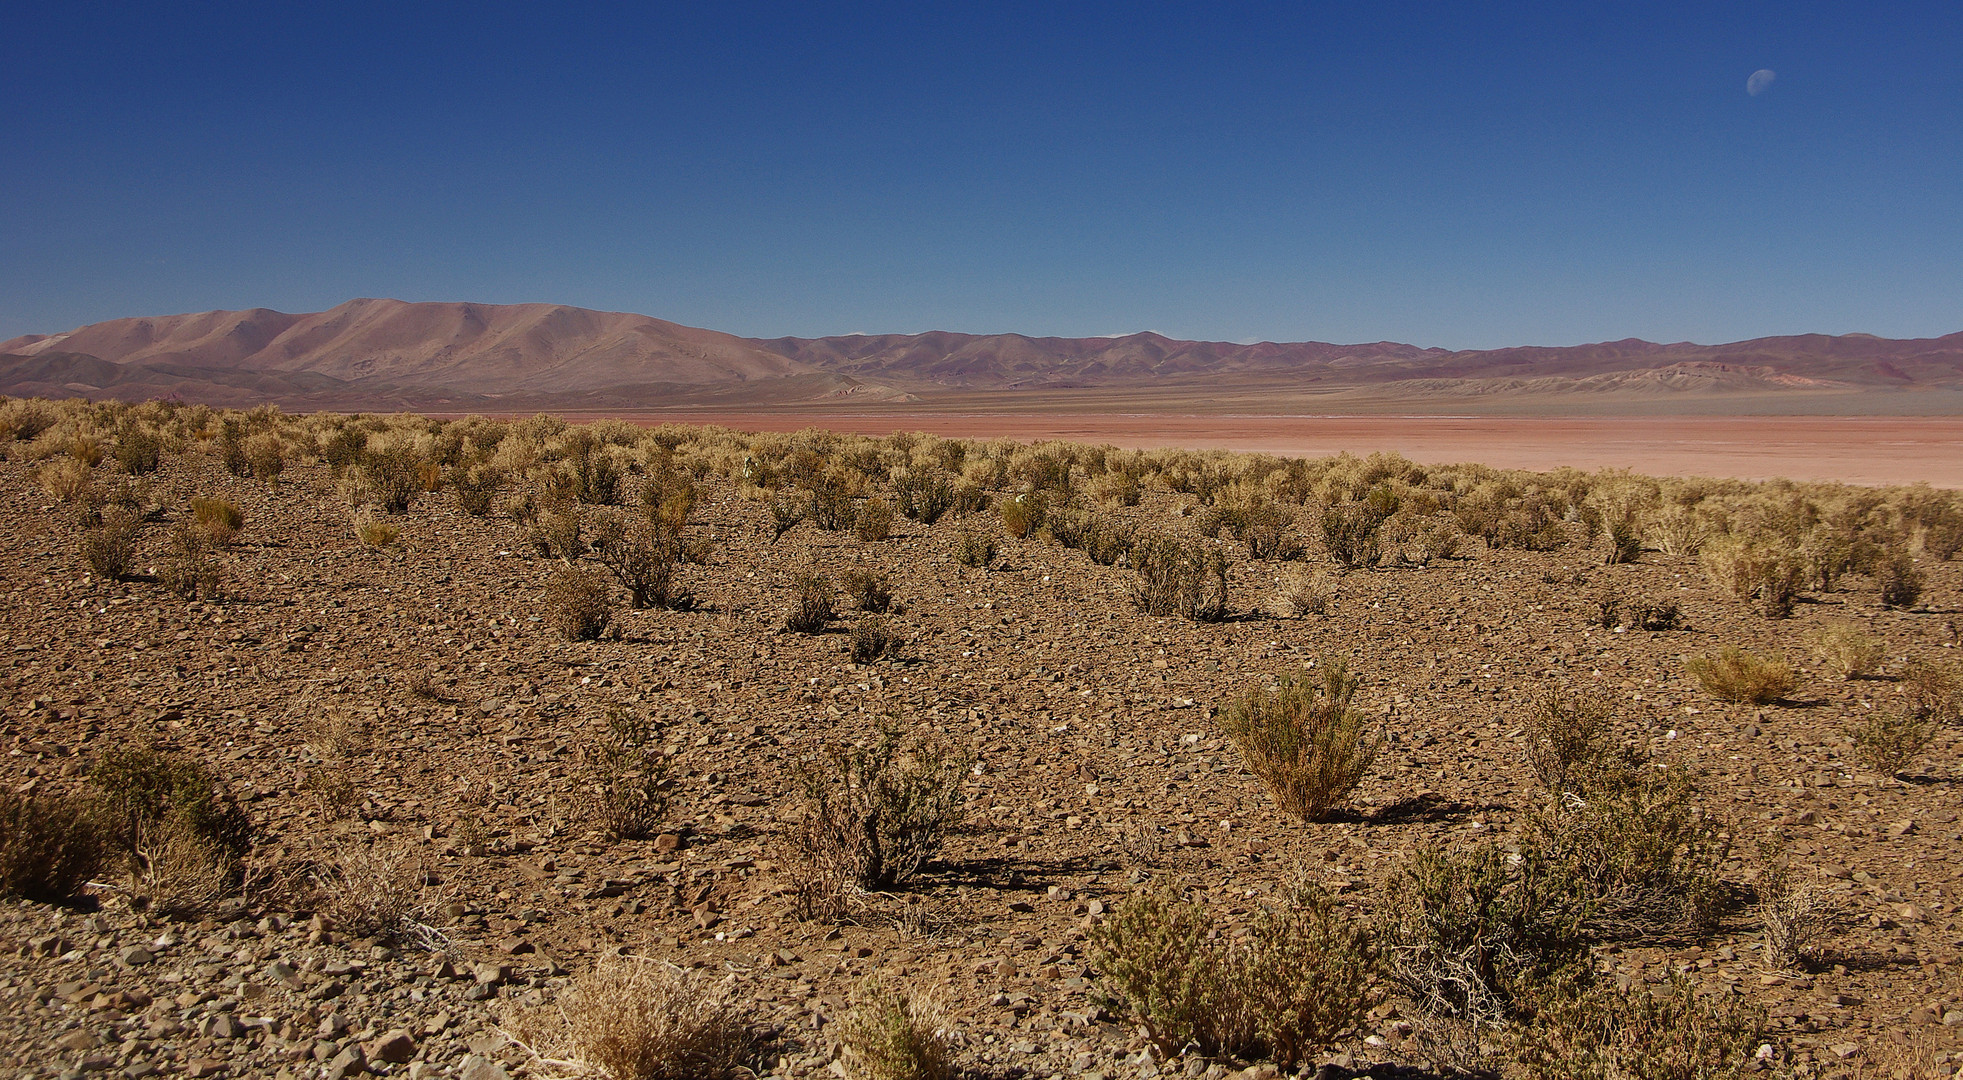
5, 299, 1961, 412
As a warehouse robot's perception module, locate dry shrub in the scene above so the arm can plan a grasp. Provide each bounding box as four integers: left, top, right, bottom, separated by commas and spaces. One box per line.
1878, 549, 1924, 609
0, 399, 57, 442
0, 791, 109, 904
1754, 845, 1834, 971
1595, 594, 1683, 632
547, 567, 614, 641
1848, 711, 1939, 778
854, 497, 897, 541
1089, 883, 1375, 1068
1379, 842, 1587, 1031
1216, 659, 1380, 821
1807, 622, 1885, 679
36, 458, 95, 504
157, 523, 224, 599
80, 507, 143, 579
589, 511, 688, 610
1274, 568, 1334, 617
507, 956, 758, 1080
129, 813, 238, 918
954, 529, 995, 568
838, 980, 957, 1080
786, 571, 835, 633
845, 569, 895, 612
1131, 533, 1229, 622
312, 842, 432, 945
1687, 647, 1796, 704
90, 747, 250, 916
1513, 974, 1764, 1080
792, 725, 967, 914
1901, 658, 1962, 725
584, 708, 668, 840
1701, 539, 1804, 618
451, 464, 507, 516
850, 617, 904, 663
66, 434, 104, 466
189, 495, 244, 546
301, 711, 369, 820
997, 492, 1045, 539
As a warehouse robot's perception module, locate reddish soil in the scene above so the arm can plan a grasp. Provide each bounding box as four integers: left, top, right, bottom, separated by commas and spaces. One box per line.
585, 414, 1963, 489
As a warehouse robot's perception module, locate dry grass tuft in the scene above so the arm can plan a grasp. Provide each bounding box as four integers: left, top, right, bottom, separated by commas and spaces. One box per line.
1755, 846, 1836, 971
785, 571, 835, 633
507, 955, 758, 1080
1807, 622, 1885, 679
792, 725, 967, 914
583, 708, 668, 840
1687, 647, 1796, 704
311, 842, 434, 945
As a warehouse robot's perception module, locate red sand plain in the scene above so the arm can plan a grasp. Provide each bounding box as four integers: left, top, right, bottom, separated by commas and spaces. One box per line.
589, 413, 1963, 488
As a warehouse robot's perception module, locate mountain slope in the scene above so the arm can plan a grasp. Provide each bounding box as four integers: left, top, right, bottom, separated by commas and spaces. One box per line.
5, 300, 1962, 411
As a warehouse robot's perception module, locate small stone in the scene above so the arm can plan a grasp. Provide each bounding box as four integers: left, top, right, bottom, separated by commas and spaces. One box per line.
1943, 1010, 1962, 1027
58, 1030, 98, 1052
1818, 863, 1851, 880
325, 1045, 367, 1080
653, 834, 682, 854
458, 1054, 510, 1080
473, 962, 509, 986
117, 945, 155, 967
366, 1029, 418, 1064
995, 956, 1017, 979
208, 1013, 241, 1039
497, 936, 535, 955
265, 961, 303, 989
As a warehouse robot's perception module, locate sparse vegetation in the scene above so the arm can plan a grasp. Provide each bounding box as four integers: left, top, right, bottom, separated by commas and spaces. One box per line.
954, 529, 996, 568
1687, 646, 1796, 704
1216, 659, 1380, 821
791, 725, 967, 913
1089, 883, 1375, 1067
0, 792, 109, 904
1130, 532, 1228, 621
850, 616, 904, 663
509, 956, 759, 1080
786, 571, 836, 633
546, 566, 614, 641
1806, 621, 1885, 679
845, 568, 895, 612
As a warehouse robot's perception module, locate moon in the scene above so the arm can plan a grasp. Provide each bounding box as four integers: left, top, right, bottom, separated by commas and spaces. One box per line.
1747, 69, 1776, 96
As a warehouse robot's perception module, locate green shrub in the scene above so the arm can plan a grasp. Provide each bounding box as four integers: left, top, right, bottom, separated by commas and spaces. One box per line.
998, 492, 1045, 539
114, 423, 163, 475
189, 495, 244, 545
1879, 549, 1924, 609
844, 569, 894, 612
449, 465, 506, 516
1217, 659, 1380, 822
838, 980, 957, 1080
1090, 884, 1374, 1067
584, 708, 668, 840
80, 508, 142, 580
854, 497, 897, 541
0, 792, 109, 904
1130, 533, 1228, 622
90, 747, 250, 916
895, 471, 955, 526
1687, 647, 1796, 704
589, 511, 688, 610
1849, 711, 1939, 778
1514, 974, 1764, 1080
954, 529, 996, 568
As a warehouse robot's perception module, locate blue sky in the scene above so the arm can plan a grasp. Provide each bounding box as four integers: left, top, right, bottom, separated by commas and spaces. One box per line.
2, 2, 1958, 349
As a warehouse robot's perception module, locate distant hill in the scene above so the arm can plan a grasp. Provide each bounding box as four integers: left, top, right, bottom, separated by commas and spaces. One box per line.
4, 299, 1960, 412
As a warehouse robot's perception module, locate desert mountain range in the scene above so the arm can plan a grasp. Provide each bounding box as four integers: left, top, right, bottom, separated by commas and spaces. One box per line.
4, 298, 1961, 414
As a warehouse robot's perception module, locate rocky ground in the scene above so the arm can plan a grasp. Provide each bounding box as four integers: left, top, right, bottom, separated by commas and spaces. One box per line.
2, 443, 1961, 1080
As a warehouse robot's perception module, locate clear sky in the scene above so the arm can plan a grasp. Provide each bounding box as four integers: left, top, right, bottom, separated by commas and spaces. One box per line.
3, 2, 1958, 349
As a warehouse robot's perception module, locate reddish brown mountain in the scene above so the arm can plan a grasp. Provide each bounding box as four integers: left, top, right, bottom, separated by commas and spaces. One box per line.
4, 300, 1961, 411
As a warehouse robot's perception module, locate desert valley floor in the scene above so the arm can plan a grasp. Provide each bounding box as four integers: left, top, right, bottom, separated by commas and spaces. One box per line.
1, 413, 1960, 1080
